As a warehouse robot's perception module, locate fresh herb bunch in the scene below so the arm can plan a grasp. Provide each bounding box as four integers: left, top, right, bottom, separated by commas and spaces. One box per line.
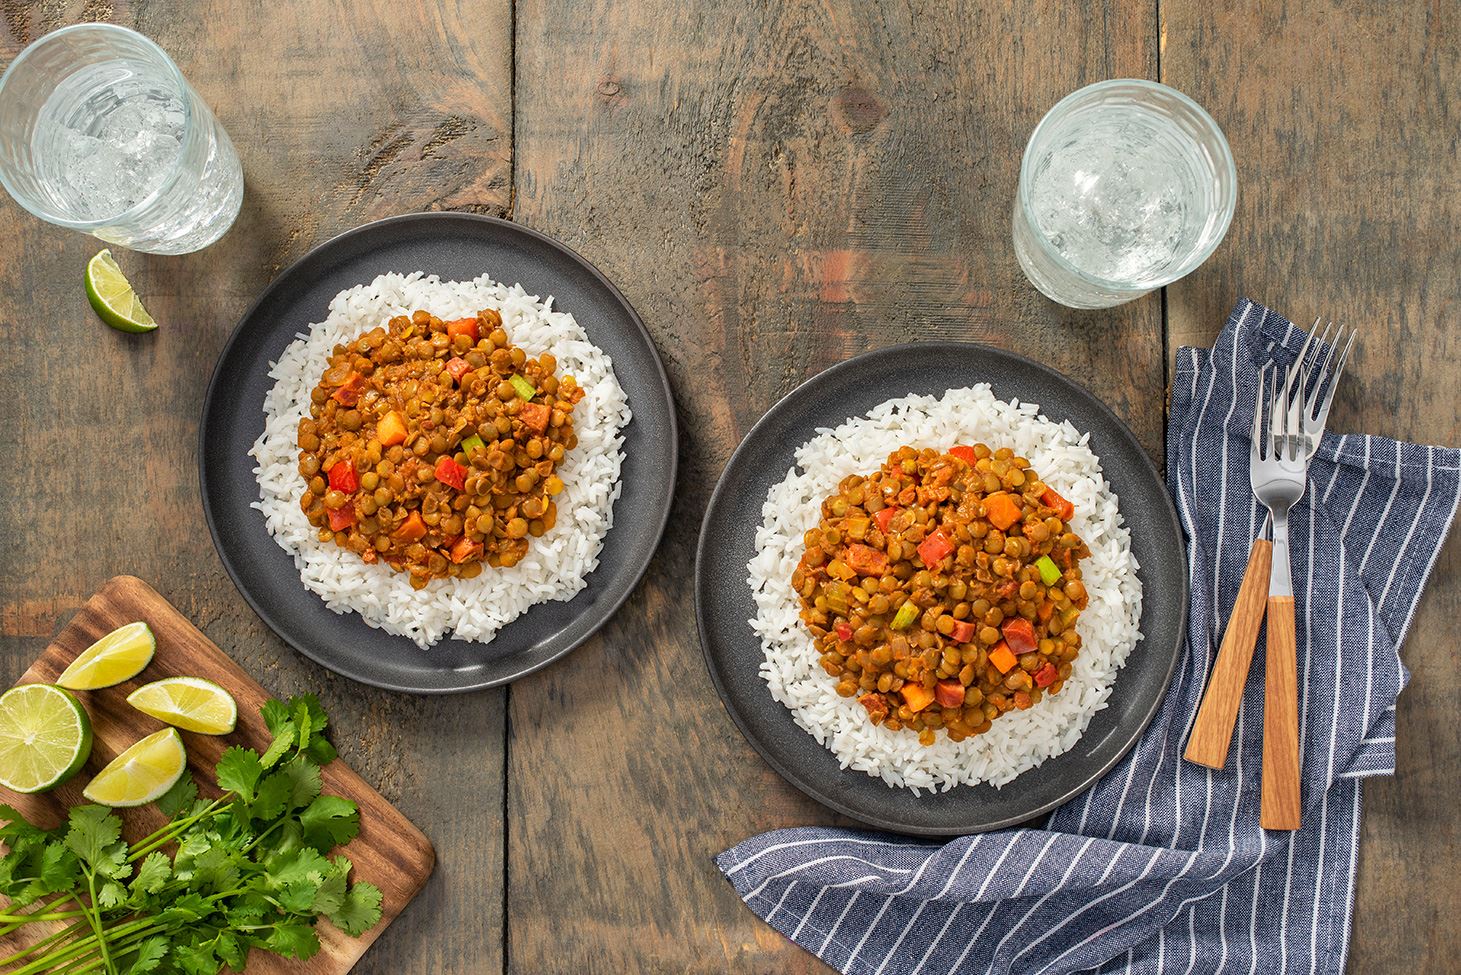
0, 695, 382, 975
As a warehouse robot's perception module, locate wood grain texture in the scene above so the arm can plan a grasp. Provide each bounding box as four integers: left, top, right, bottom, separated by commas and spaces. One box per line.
0, 576, 435, 974
1259, 594, 1300, 831
1185, 537, 1271, 769
507, 2, 1155, 971
0, 3, 512, 973
1161, 0, 1458, 964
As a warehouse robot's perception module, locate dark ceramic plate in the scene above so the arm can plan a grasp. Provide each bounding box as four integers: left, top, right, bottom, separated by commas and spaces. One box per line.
201, 212, 676, 693
695, 343, 1185, 835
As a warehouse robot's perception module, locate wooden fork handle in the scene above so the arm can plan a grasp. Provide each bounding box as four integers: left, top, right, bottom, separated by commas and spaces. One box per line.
1185, 538, 1272, 769
1261, 594, 1302, 830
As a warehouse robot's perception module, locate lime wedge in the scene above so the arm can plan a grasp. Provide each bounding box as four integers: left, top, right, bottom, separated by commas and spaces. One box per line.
0, 684, 93, 793
85, 249, 157, 333
127, 677, 237, 735
83, 728, 187, 807
56, 621, 156, 690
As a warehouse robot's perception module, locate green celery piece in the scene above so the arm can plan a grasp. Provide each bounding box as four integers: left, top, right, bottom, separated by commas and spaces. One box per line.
460, 434, 486, 456
508, 374, 536, 400
1035, 555, 1062, 586
890, 601, 919, 631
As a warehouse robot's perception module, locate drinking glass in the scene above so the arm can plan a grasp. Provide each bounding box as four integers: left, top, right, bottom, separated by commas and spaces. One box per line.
1013, 79, 1236, 309
0, 24, 242, 255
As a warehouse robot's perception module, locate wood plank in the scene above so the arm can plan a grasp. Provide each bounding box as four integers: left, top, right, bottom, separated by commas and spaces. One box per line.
1, 576, 435, 974
508, 2, 1157, 970
0, 4, 513, 973
1159, 1, 1460, 971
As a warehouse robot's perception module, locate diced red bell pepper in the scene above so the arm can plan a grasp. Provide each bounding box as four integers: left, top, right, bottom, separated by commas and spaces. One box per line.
949, 619, 976, 644
444, 357, 471, 382
331, 371, 366, 406
326, 505, 356, 532
844, 543, 889, 577
834, 622, 854, 642
448, 536, 483, 564
393, 511, 427, 542
873, 506, 899, 533
1034, 662, 1058, 688
445, 317, 480, 344
519, 401, 551, 435
948, 445, 977, 465
1001, 616, 1037, 655
327, 459, 358, 493
433, 455, 467, 491
858, 693, 889, 724
917, 529, 955, 568
935, 679, 965, 709
1041, 486, 1075, 522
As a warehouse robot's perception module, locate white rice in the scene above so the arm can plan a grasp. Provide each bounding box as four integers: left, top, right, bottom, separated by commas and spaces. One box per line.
250, 271, 631, 648
747, 385, 1142, 793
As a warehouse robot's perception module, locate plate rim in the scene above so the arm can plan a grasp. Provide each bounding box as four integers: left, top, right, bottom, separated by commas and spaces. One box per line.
199, 210, 678, 693
694, 340, 1187, 835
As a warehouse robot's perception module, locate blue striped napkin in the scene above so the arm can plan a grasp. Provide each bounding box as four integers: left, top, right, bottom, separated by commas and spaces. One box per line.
715, 299, 1461, 975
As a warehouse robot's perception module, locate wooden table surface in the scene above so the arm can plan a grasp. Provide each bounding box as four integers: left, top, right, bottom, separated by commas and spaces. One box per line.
1, 2, 1455, 973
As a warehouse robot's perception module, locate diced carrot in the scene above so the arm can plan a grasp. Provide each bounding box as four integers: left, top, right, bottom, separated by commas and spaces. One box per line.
935, 679, 965, 709
989, 641, 1018, 674
948, 445, 977, 465
444, 357, 471, 382
949, 619, 976, 644
1034, 662, 1058, 688
392, 511, 426, 542
449, 536, 483, 564
1037, 601, 1054, 623
1041, 486, 1075, 522
1002, 617, 1037, 654
845, 543, 889, 577
377, 410, 408, 447
1013, 691, 1033, 710
834, 622, 853, 642
445, 317, 479, 344
917, 529, 955, 568
900, 683, 935, 713
326, 506, 356, 532
331, 371, 366, 406
873, 506, 899, 533
984, 492, 1022, 531
433, 455, 467, 491
327, 460, 358, 493
519, 401, 551, 434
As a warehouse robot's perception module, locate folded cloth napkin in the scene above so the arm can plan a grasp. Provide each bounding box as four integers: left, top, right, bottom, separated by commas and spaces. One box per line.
715, 298, 1461, 975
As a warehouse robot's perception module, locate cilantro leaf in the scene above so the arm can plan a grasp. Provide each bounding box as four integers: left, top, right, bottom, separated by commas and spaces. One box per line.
260, 698, 291, 736
157, 774, 198, 818
130, 851, 171, 896
213, 931, 247, 971
39, 842, 80, 892
259, 724, 295, 770
298, 795, 359, 853
171, 939, 221, 975
304, 734, 337, 766
122, 935, 169, 975
266, 922, 321, 960
97, 878, 128, 909
64, 805, 130, 879
293, 697, 313, 751
252, 769, 293, 821
329, 882, 384, 937
268, 846, 332, 888
0, 803, 46, 844
215, 747, 263, 802
279, 754, 323, 811
310, 857, 350, 918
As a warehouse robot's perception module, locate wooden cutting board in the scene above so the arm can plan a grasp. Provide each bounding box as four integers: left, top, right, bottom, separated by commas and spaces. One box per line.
0, 576, 435, 974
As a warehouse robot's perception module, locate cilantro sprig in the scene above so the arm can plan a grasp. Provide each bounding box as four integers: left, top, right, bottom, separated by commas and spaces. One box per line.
0, 695, 382, 975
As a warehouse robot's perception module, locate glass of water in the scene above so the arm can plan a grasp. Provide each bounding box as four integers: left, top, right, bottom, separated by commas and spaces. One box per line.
1013, 79, 1236, 309
0, 24, 242, 255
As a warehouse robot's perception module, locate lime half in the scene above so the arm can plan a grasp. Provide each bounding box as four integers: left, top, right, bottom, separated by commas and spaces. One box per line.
56, 621, 156, 691
85, 249, 157, 333
83, 727, 187, 808
127, 677, 237, 735
0, 684, 93, 793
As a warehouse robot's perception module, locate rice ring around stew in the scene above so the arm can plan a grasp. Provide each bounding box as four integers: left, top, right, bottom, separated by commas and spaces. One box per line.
251, 271, 632, 648
746, 385, 1142, 793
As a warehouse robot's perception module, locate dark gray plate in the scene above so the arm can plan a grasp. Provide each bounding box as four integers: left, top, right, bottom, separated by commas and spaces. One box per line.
201, 212, 676, 693
695, 343, 1185, 835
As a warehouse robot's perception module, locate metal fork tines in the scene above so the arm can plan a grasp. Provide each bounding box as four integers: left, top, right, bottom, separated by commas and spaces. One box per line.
1254, 361, 1308, 830
1286, 317, 1358, 461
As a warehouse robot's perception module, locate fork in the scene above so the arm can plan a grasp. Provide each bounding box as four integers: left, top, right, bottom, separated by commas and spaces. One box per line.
1253, 362, 1309, 829
1185, 320, 1357, 779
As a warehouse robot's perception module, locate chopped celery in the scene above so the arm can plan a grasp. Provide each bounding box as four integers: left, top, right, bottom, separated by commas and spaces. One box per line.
1035, 555, 1062, 586
890, 601, 919, 631
509, 374, 537, 400
460, 434, 486, 456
